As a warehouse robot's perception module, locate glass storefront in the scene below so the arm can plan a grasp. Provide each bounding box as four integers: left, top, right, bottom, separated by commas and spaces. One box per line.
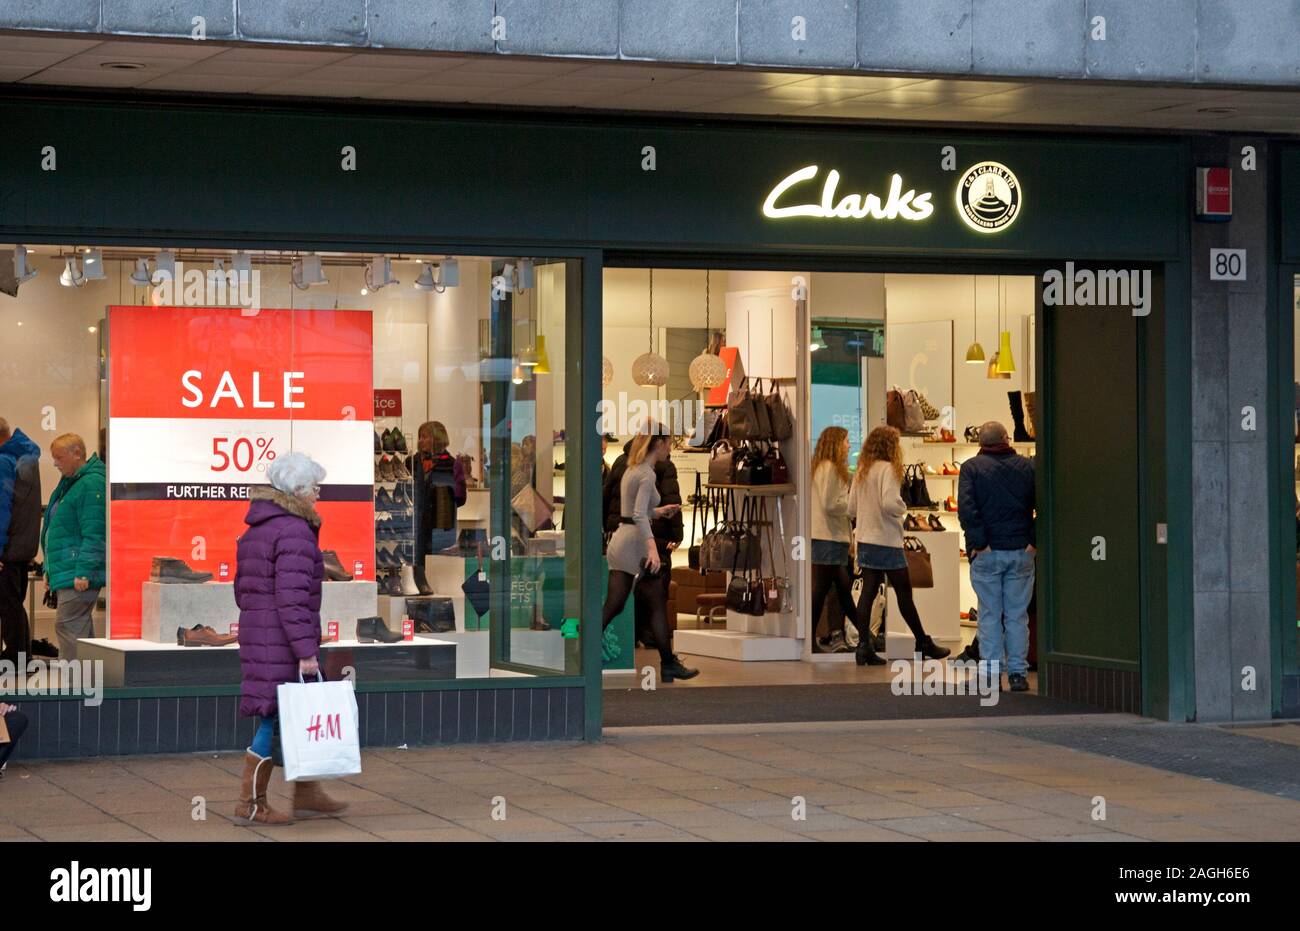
0, 246, 583, 691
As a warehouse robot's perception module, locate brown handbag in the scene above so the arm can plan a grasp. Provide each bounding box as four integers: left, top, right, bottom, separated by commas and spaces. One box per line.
708, 440, 736, 485
886, 388, 906, 430
903, 536, 934, 588
764, 446, 789, 484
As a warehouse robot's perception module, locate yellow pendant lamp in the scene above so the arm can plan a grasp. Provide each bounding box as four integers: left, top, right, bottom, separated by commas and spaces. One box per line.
533, 334, 551, 374
964, 275, 985, 364
993, 275, 1016, 375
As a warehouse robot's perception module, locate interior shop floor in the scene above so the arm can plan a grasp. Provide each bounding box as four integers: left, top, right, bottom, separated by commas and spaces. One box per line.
5, 715, 1300, 842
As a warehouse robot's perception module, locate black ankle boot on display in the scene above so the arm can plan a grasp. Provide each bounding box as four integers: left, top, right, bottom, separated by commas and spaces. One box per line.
917, 636, 951, 660
356, 616, 403, 643
1007, 391, 1032, 442
661, 655, 699, 682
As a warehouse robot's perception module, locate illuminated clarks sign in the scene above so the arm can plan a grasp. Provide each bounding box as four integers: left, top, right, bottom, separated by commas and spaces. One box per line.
761, 165, 934, 221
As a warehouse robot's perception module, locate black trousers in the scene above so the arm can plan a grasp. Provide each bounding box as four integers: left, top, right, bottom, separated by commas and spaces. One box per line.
0, 560, 30, 663
810, 562, 858, 640
0, 709, 28, 768
635, 544, 673, 643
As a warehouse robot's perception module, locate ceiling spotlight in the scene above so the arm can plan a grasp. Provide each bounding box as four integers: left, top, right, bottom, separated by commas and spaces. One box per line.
60, 256, 86, 288
87, 326, 97, 333
232, 252, 253, 278
100, 61, 146, 71
364, 256, 398, 292
153, 250, 176, 284
291, 253, 328, 290
81, 248, 105, 281
511, 362, 529, 385
413, 263, 436, 292
1, 246, 38, 296
516, 259, 535, 291
129, 258, 151, 286
440, 258, 459, 288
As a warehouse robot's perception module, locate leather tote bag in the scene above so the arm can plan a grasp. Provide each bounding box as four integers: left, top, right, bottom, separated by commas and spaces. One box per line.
766, 382, 793, 442
709, 440, 736, 485
726, 377, 760, 441
902, 389, 925, 432
407, 596, 456, 633
735, 446, 771, 486
903, 536, 934, 588
750, 378, 773, 441
764, 446, 790, 485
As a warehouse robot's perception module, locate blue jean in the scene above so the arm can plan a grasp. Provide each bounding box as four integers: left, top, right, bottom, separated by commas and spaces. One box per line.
970, 548, 1035, 677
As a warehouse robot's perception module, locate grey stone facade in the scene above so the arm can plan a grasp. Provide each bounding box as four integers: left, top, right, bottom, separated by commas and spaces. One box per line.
1, 0, 1297, 88
1190, 135, 1274, 722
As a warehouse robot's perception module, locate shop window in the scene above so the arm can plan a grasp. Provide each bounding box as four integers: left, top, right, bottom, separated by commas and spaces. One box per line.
0, 247, 582, 702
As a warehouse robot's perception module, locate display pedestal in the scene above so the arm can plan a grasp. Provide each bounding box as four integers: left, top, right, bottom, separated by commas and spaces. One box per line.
140, 580, 377, 643
79, 636, 456, 687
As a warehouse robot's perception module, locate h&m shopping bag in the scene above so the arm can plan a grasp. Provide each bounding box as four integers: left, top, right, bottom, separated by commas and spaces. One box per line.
276, 674, 362, 782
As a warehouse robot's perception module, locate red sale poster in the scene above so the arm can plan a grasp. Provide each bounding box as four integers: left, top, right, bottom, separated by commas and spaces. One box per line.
107, 306, 374, 638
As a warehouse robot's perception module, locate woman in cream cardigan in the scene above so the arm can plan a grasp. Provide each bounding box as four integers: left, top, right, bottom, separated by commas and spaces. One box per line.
810, 426, 876, 658
848, 425, 950, 664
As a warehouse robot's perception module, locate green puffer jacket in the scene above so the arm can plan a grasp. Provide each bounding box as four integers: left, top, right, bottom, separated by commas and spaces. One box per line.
41, 453, 107, 592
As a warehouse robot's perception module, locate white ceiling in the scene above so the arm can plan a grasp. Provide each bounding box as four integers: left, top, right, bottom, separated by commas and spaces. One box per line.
2, 34, 1299, 133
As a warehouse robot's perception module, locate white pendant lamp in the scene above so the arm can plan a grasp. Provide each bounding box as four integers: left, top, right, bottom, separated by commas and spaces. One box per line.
688, 270, 727, 390
631, 269, 669, 387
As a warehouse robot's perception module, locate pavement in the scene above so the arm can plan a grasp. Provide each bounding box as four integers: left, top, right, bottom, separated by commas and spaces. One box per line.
3, 714, 1300, 842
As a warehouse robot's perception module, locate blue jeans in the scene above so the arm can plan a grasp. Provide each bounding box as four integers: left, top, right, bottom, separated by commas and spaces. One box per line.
970, 548, 1035, 678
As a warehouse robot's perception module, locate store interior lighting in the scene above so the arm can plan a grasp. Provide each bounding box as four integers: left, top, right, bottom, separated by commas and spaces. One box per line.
364, 256, 398, 293
129, 258, 151, 286
413, 263, 436, 291
964, 276, 986, 363
59, 255, 86, 287
292, 252, 328, 290
809, 326, 825, 351
153, 251, 176, 283
81, 248, 106, 281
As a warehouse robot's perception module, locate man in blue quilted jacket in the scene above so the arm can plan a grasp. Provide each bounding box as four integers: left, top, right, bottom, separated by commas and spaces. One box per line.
958, 421, 1036, 693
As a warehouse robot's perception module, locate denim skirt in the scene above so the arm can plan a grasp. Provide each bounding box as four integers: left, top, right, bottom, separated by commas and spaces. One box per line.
811, 539, 850, 566
857, 542, 907, 571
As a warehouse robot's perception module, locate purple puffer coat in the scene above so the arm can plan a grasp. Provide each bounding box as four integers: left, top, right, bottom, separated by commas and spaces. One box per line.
234, 486, 323, 717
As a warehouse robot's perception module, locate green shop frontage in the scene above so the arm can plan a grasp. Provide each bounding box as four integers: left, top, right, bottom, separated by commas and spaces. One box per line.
0, 89, 1292, 759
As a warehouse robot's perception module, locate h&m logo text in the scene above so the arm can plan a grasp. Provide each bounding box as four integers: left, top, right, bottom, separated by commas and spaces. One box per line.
305, 713, 342, 742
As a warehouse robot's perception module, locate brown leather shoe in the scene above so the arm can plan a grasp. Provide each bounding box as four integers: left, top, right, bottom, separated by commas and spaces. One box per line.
177, 624, 237, 647
233, 751, 292, 826
292, 780, 349, 818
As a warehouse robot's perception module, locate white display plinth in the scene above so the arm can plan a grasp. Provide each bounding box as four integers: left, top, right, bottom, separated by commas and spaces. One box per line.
141, 580, 377, 643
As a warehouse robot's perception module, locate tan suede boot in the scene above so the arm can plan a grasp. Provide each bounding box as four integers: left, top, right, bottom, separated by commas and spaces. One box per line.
292, 780, 349, 818
233, 750, 293, 826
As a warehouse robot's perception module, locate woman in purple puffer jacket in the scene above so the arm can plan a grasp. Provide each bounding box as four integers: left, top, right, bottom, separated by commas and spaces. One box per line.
232, 451, 346, 826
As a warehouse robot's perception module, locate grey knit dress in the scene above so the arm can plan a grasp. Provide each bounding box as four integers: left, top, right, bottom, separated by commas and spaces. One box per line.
606, 462, 660, 575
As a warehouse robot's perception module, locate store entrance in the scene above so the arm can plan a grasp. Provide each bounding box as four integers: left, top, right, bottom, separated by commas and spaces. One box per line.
599, 265, 1151, 725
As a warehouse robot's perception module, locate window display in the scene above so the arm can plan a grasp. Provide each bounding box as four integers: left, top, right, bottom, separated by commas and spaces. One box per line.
0, 246, 582, 691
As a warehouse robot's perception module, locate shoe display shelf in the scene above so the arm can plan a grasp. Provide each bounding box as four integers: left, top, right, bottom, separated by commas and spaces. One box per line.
904, 436, 1034, 630
140, 579, 378, 643
374, 417, 416, 598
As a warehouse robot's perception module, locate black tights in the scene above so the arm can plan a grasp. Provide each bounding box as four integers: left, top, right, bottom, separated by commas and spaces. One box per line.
602, 570, 672, 663
810, 563, 859, 640
856, 567, 930, 646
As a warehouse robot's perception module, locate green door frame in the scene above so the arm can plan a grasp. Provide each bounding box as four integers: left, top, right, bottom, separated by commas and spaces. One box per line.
1272, 260, 1299, 714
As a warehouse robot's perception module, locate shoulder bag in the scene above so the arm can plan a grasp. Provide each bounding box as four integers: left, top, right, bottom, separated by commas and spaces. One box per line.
886, 387, 906, 431
766, 382, 793, 442
726, 377, 760, 441
902, 389, 925, 432
709, 440, 736, 485
765, 446, 790, 485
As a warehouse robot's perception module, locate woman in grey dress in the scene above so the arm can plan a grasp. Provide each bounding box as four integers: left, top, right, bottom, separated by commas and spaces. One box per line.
601, 430, 699, 682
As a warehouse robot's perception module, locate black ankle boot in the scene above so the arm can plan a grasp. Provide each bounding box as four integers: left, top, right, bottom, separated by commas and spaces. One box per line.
356, 616, 403, 644
917, 636, 951, 660
661, 655, 699, 682
855, 640, 886, 666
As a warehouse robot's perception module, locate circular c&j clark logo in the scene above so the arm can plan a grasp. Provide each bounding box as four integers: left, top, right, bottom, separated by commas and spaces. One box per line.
957, 161, 1021, 233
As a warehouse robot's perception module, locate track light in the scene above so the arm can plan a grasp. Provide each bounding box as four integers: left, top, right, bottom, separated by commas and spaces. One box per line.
516, 259, 535, 290
152, 251, 176, 284
60, 256, 86, 288
232, 252, 252, 278
0, 246, 37, 297
439, 258, 459, 288
129, 258, 151, 286
291, 253, 327, 290
413, 263, 436, 291
81, 248, 105, 281
365, 256, 398, 292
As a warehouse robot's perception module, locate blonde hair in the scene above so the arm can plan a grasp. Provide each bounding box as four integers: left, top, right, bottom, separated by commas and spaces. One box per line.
419, 421, 449, 453
52, 433, 87, 459
628, 430, 667, 468
855, 425, 904, 486
812, 426, 850, 486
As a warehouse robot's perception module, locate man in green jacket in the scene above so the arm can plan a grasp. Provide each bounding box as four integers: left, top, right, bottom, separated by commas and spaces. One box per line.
41, 434, 106, 660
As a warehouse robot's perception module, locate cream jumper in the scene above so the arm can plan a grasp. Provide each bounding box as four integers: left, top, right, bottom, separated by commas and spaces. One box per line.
848, 460, 907, 549
811, 461, 852, 543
